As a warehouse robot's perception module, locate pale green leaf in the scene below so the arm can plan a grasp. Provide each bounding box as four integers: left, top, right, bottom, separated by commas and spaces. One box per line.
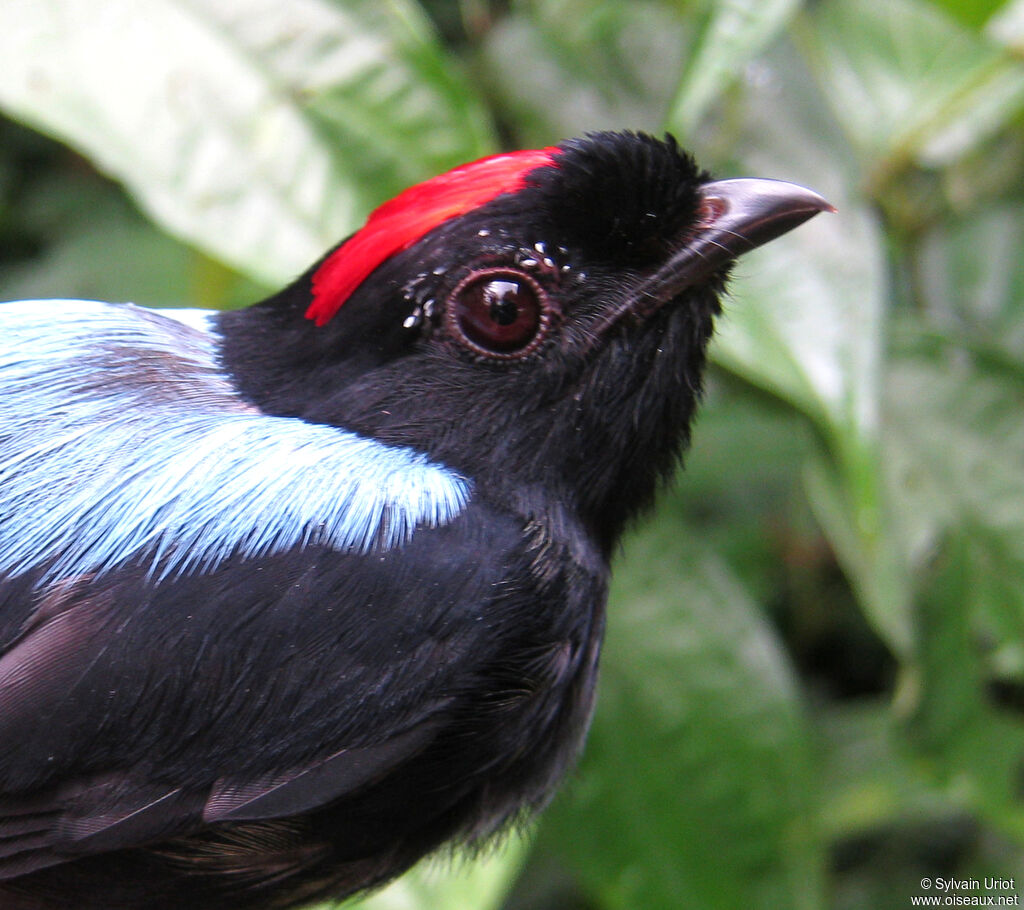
482, 1, 691, 146
715, 204, 883, 441
711, 41, 881, 440
916, 204, 1024, 362
0, 0, 493, 286
884, 357, 1024, 639
802, 0, 1024, 173
919, 63, 1024, 165
0, 169, 265, 309
989, 0, 1024, 50
668, 0, 801, 135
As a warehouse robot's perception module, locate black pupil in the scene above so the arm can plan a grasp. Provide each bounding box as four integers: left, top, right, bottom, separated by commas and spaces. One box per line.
454, 273, 543, 355
488, 282, 521, 325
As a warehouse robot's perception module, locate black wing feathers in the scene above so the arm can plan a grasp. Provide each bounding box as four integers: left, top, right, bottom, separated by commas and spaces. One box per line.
0, 497, 606, 910
0, 507, 520, 879
203, 719, 445, 822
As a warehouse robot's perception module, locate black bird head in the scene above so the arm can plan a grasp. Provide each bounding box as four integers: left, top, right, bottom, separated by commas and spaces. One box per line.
222, 131, 830, 551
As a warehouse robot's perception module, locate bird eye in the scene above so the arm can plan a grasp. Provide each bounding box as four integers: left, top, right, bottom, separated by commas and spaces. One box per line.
448, 269, 548, 358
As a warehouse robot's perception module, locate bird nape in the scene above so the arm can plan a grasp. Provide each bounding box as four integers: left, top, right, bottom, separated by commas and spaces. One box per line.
0, 131, 830, 910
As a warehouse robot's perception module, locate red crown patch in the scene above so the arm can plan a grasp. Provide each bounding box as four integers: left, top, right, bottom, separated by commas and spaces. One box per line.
306, 148, 559, 326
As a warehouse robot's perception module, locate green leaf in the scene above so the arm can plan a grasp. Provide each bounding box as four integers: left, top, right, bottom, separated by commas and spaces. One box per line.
989, 0, 1024, 50
817, 703, 945, 842
931, 0, 1008, 29
701, 39, 913, 652
0, 168, 264, 309
714, 204, 883, 441
538, 515, 825, 910
801, 452, 913, 657
879, 352, 1024, 835
482, 1, 691, 146
339, 838, 527, 910
667, 0, 801, 136
915, 204, 1024, 365
801, 0, 1024, 177
710, 40, 882, 443
0, 0, 494, 286
884, 356, 1024, 646
902, 535, 1024, 840
819, 703, 1024, 910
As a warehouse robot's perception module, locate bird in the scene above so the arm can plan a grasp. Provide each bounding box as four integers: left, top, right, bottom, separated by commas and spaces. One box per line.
0, 131, 830, 910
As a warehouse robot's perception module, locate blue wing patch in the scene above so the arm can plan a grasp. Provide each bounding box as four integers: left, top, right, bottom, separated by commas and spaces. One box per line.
0, 300, 471, 584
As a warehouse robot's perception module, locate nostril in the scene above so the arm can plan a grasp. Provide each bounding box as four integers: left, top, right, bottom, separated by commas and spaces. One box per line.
696, 195, 727, 228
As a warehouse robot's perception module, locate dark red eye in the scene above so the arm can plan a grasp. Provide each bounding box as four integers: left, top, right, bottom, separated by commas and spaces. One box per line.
448, 269, 548, 357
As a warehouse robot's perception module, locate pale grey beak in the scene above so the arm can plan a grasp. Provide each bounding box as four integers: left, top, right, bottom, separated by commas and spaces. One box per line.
631, 178, 834, 311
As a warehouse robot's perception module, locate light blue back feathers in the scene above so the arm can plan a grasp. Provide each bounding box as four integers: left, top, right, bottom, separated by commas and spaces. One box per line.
0, 300, 471, 584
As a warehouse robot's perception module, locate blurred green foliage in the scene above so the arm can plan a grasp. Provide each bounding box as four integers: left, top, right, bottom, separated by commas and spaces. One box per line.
1, 1, 1023, 908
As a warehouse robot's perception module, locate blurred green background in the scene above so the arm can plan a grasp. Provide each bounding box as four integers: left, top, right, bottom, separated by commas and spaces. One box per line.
2, 1, 1023, 908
